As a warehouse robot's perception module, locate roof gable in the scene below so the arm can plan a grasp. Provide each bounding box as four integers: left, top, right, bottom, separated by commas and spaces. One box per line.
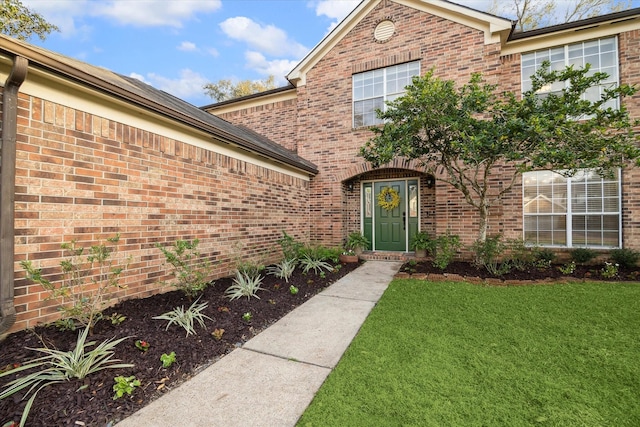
287, 0, 513, 86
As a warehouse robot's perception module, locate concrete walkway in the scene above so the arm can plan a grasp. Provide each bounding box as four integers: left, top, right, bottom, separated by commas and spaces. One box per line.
116, 260, 402, 427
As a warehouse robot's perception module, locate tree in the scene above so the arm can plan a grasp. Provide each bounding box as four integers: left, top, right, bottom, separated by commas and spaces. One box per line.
359, 66, 640, 243
0, 0, 58, 40
204, 75, 277, 102
490, 0, 631, 31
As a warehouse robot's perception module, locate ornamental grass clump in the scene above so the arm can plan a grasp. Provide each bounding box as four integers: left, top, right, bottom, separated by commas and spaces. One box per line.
266, 258, 297, 283
298, 253, 334, 275
225, 270, 265, 300
0, 326, 132, 427
153, 298, 212, 337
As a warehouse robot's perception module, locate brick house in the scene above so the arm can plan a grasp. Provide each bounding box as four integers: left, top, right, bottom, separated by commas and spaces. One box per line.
1, 0, 639, 334
206, 0, 640, 254
0, 35, 318, 334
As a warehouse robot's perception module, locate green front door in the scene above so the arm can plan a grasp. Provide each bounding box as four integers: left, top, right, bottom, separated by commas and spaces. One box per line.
374, 181, 406, 251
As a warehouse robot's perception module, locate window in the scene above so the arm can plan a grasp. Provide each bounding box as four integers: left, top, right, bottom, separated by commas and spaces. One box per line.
352, 61, 420, 128
523, 170, 620, 248
521, 37, 619, 110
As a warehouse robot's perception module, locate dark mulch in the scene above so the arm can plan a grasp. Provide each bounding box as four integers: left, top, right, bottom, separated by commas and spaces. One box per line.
0, 261, 362, 427
399, 260, 640, 283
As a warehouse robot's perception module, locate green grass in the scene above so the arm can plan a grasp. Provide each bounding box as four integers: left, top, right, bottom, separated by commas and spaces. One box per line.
298, 280, 640, 427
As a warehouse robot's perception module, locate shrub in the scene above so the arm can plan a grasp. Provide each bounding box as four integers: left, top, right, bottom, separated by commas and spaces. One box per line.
345, 232, 370, 252
21, 235, 130, 332
236, 260, 265, 280
153, 298, 211, 337
609, 248, 640, 269
430, 232, 461, 270
533, 247, 556, 267
410, 231, 432, 251
225, 271, 265, 300
472, 235, 508, 275
266, 258, 297, 283
0, 326, 132, 426
505, 239, 534, 271
570, 248, 598, 264
156, 239, 213, 300
278, 231, 305, 261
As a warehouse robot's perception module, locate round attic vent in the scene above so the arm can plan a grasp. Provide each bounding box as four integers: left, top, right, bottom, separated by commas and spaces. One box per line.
374, 19, 395, 42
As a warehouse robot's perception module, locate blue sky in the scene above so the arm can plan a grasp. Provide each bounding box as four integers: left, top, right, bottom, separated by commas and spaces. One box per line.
21, 0, 640, 107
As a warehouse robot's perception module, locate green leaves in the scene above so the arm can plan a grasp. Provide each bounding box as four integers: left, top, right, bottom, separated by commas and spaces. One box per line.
0, 0, 59, 40
360, 63, 640, 242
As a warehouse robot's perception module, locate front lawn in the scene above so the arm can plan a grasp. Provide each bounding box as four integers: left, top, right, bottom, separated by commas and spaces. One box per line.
298, 280, 640, 426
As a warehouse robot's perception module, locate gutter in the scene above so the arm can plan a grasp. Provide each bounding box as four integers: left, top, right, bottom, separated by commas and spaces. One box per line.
0, 55, 28, 339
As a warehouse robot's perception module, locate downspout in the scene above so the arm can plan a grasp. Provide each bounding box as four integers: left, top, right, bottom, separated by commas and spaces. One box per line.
0, 56, 28, 339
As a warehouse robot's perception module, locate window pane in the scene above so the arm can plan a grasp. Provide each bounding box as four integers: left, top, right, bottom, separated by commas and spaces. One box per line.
409, 185, 417, 217
365, 187, 372, 218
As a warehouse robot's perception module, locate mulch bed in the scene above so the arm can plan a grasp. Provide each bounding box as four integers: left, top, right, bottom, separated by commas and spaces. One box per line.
0, 261, 362, 427
396, 260, 640, 284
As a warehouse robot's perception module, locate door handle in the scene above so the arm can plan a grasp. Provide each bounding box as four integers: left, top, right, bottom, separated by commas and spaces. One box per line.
402, 212, 406, 230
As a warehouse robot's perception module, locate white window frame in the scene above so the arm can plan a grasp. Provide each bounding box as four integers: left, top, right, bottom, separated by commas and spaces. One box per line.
352, 61, 420, 128
521, 36, 619, 111
522, 169, 621, 248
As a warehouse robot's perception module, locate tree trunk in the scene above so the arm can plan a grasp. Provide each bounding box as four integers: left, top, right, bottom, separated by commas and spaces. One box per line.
477, 203, 489, 243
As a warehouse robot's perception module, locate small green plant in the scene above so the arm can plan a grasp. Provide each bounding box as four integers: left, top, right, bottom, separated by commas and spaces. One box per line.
430, 232, 461, 270
410, 231, 432, 251
289, 285, 299, 295
558, 261, 576, 275
134, 340, 150, 352
153, 298, 212, 337
609, 248, 640, 269
278, 230, 305, 261
225, 271, 265, 300
107, 313, 126, 325
505, 239, 534, 271
0, 326, 132, 426
533, 247, 556, 268
266, 258, 297, 283
113, 375, 141, 400
156, 239, 213, 300
298, 253, 334, 275
570, 247, 598, 264
601, 262, 619, 279
160, 352, 176, 368
345, 231, 370, 253
242, 312, 252, 322
20, 235, 130, 332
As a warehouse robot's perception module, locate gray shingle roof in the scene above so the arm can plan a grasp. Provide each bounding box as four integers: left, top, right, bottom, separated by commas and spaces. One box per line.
0, 34, 317, 175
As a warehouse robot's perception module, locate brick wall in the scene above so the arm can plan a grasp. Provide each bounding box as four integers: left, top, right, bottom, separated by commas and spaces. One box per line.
209, 2, 640, 252
9, 93, 310, 332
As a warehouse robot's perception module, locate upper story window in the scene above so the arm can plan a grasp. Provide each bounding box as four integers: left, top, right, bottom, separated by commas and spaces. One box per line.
521, 36, 619, 110
352, 61, 420, 128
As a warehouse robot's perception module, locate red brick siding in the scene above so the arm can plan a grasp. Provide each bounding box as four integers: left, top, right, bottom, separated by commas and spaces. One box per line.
9, 93, 310, 332
216, 98, 298, 152
211, 2, 640, 252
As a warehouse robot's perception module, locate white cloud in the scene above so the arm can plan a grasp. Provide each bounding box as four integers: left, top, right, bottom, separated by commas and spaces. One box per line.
207, 47, 220, 57
92, 0, 222, 28
313, 0, 359, 33
23, 0, 222, 36
314, 0, 360, 20
245, 51, 299, 84
219, 16, 308, 58
178, 41, 198, 52
131, 69, 209, 100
